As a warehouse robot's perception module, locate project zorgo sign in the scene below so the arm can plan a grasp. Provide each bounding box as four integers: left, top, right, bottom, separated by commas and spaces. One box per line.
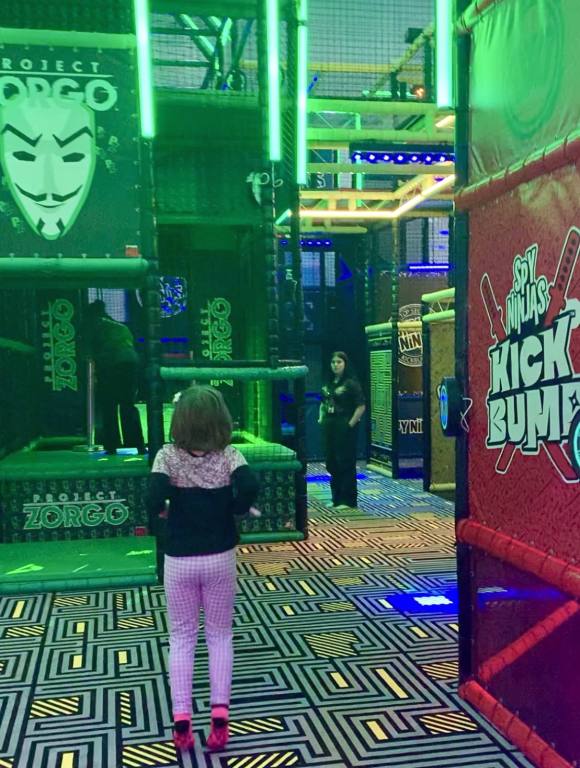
0, 44, 140, 257
41, 298, 78, 392
481, 227, 580, 483
22, 491, 130, 530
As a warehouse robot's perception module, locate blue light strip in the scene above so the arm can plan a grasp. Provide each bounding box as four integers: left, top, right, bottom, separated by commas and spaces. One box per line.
406, 263, 450, 272
307, 473, 368, 483
352, 151, 455, 165
279, 238, 333, 248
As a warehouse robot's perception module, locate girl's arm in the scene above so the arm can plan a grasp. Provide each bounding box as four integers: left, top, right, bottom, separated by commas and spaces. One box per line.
318, 402, 326, 424
146, 472, 171, 534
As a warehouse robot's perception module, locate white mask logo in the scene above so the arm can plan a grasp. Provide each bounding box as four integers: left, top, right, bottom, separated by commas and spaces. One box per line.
0, 96, 96, 239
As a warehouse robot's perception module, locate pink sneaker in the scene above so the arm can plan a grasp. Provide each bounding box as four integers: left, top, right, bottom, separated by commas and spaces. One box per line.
173, 719, 194, 751
207, 717, 229, 751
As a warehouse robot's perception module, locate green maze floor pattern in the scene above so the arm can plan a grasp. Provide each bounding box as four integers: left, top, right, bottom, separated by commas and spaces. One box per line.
0, 467, 533, 768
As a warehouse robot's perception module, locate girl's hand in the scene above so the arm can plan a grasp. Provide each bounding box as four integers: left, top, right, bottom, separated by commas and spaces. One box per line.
249, 507, 262, 518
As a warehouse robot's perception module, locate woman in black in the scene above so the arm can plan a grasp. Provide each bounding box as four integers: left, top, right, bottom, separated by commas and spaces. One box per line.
319, 351, 366, 509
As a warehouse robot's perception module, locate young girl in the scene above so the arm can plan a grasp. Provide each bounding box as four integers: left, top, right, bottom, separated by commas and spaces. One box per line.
319, 351, 366, 509
147, 386, 259, 752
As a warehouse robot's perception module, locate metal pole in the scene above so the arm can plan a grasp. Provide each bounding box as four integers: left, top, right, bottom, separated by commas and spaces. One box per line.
73, 359, 102, 452
87, 359, 96, 449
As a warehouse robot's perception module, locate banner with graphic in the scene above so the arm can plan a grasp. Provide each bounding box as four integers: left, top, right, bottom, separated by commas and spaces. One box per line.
469, 0, 580, 184
0, 473, 149, 542
38, 291, 85, 436
0, 45, 140, 257
398, 274, 447, 393
468, 164, 580, 561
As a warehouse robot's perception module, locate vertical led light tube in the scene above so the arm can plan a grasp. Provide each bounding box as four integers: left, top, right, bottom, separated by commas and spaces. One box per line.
435, 0, 453, 108
266, 0, 282, 161
296, 0, 308, 184
134, 0, 155, 138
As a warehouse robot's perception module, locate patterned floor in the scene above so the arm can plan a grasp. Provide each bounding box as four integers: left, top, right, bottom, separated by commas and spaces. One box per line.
0, 467, 533, 768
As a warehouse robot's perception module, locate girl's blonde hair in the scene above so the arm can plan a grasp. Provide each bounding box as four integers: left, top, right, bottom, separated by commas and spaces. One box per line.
170, 385, 232, 452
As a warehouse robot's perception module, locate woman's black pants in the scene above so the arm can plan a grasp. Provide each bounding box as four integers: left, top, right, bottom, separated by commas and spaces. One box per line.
324, 417, 358, 507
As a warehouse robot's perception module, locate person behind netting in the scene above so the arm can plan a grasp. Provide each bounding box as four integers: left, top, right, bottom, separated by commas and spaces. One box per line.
319, 351, 366, 510
146, 386, 260, 752
84, 299, 145, 455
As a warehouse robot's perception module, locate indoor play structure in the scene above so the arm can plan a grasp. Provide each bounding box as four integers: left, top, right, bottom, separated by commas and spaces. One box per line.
0, 0, 577, 764
450, 0, 580, 764
0, 0, 309, 594
365, 219, 450, 478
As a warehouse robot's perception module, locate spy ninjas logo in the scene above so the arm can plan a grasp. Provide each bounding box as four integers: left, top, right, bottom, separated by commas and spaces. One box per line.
481, 228, 580, 483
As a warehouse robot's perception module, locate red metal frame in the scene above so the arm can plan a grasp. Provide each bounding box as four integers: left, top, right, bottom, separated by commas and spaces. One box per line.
457, 520, 580, 600
477, 600, 579, 684
460, 681, 574, 768
456, 132, 580, 211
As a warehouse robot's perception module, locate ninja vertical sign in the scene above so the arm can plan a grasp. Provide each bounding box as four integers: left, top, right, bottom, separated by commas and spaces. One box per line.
0, 45, 141, 256
482, 228, 580, 483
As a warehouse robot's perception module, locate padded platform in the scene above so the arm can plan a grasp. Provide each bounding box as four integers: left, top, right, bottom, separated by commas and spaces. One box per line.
0, 536, 157, 594
0, 449, 148, 480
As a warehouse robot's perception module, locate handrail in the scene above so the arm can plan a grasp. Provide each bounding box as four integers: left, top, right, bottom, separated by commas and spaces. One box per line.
422, 287, 455, 304
161, 366, 308, 381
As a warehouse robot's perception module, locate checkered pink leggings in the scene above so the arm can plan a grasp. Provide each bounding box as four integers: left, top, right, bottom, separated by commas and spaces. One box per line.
164, 548, 237, 716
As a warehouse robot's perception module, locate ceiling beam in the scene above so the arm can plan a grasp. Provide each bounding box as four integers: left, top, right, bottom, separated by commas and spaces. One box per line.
308, 98, 452, 118
309, 128, 453, 145
307, 162, 455, 176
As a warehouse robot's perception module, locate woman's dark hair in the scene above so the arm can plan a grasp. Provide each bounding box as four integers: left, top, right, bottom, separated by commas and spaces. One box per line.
330, 350, 357, 382
170, 385, 232, 452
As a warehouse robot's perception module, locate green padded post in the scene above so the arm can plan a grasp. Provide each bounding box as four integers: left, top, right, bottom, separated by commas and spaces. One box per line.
0, 258, 149, 289
240, 531, 305, 544
160, 365, 308, 381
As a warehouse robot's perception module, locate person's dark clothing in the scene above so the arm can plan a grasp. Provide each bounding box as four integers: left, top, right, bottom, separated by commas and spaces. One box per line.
86, 315, 144, 453
325, 418, 359, 506
322, 377, 365, 507
97, 360, 144, 454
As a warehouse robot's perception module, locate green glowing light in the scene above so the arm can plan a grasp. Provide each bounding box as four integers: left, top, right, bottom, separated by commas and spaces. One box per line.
266, 0, 281, 161
134, 0, 155, 138
296, 0, 308, 184
435, 0, 453, 109
275, 208, 292, 226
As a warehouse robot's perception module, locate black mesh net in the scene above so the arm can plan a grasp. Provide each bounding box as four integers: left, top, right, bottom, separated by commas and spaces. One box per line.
0, 1, 133, 33
0, 290, 40, 458
152, 13, 262, 94
308, 0, 434, 100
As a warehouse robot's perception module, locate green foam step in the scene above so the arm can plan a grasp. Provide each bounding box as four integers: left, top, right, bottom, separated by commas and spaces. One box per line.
240, 531, 304, 544
0, 537, 157, 594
